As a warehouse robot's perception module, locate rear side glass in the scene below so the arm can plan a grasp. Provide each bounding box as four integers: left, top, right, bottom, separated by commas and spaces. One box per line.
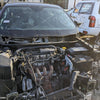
74, 3, 82, 13
79, 3, 94, 14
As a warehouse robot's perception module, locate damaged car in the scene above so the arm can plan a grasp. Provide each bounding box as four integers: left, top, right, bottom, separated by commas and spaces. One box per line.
0, 2, 97, 100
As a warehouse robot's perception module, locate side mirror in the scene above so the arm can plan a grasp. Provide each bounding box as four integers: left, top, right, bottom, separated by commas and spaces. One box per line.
74, 21, 81, 27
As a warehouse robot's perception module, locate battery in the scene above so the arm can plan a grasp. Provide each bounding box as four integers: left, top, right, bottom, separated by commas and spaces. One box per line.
71, 55, 93, 72
66, 47, 89, 57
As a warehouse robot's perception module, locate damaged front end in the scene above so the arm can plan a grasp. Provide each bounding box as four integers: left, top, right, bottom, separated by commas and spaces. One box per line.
0, 41, 97, 100
0, 3, 97, 100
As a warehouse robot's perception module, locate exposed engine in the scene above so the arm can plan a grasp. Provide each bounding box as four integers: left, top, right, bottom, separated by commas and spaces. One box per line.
0, 45, 97, 100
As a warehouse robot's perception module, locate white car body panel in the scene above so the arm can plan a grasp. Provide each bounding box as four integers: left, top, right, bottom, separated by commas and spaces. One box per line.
71, 1, 100, 36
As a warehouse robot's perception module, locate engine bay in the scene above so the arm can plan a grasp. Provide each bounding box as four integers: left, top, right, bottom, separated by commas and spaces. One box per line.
0, 42, 98, 100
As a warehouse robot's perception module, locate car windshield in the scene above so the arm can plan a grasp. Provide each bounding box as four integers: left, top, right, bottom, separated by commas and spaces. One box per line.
0, 6, 75, 30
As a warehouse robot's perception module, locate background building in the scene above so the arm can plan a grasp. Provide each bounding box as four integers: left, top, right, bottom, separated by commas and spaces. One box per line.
44, 0, 69, 9
0, 0, 85, 9
68, 0, 82, 9
44, 0, 83, 9
0, 0, 43, 8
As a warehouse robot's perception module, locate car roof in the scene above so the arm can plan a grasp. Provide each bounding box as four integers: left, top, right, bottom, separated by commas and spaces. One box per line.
4, 2, 61, 9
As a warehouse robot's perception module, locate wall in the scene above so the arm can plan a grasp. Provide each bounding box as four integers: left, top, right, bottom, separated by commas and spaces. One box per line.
68, 0, 82, 9
28, 0, 41, 2
44, 0, 68, 9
